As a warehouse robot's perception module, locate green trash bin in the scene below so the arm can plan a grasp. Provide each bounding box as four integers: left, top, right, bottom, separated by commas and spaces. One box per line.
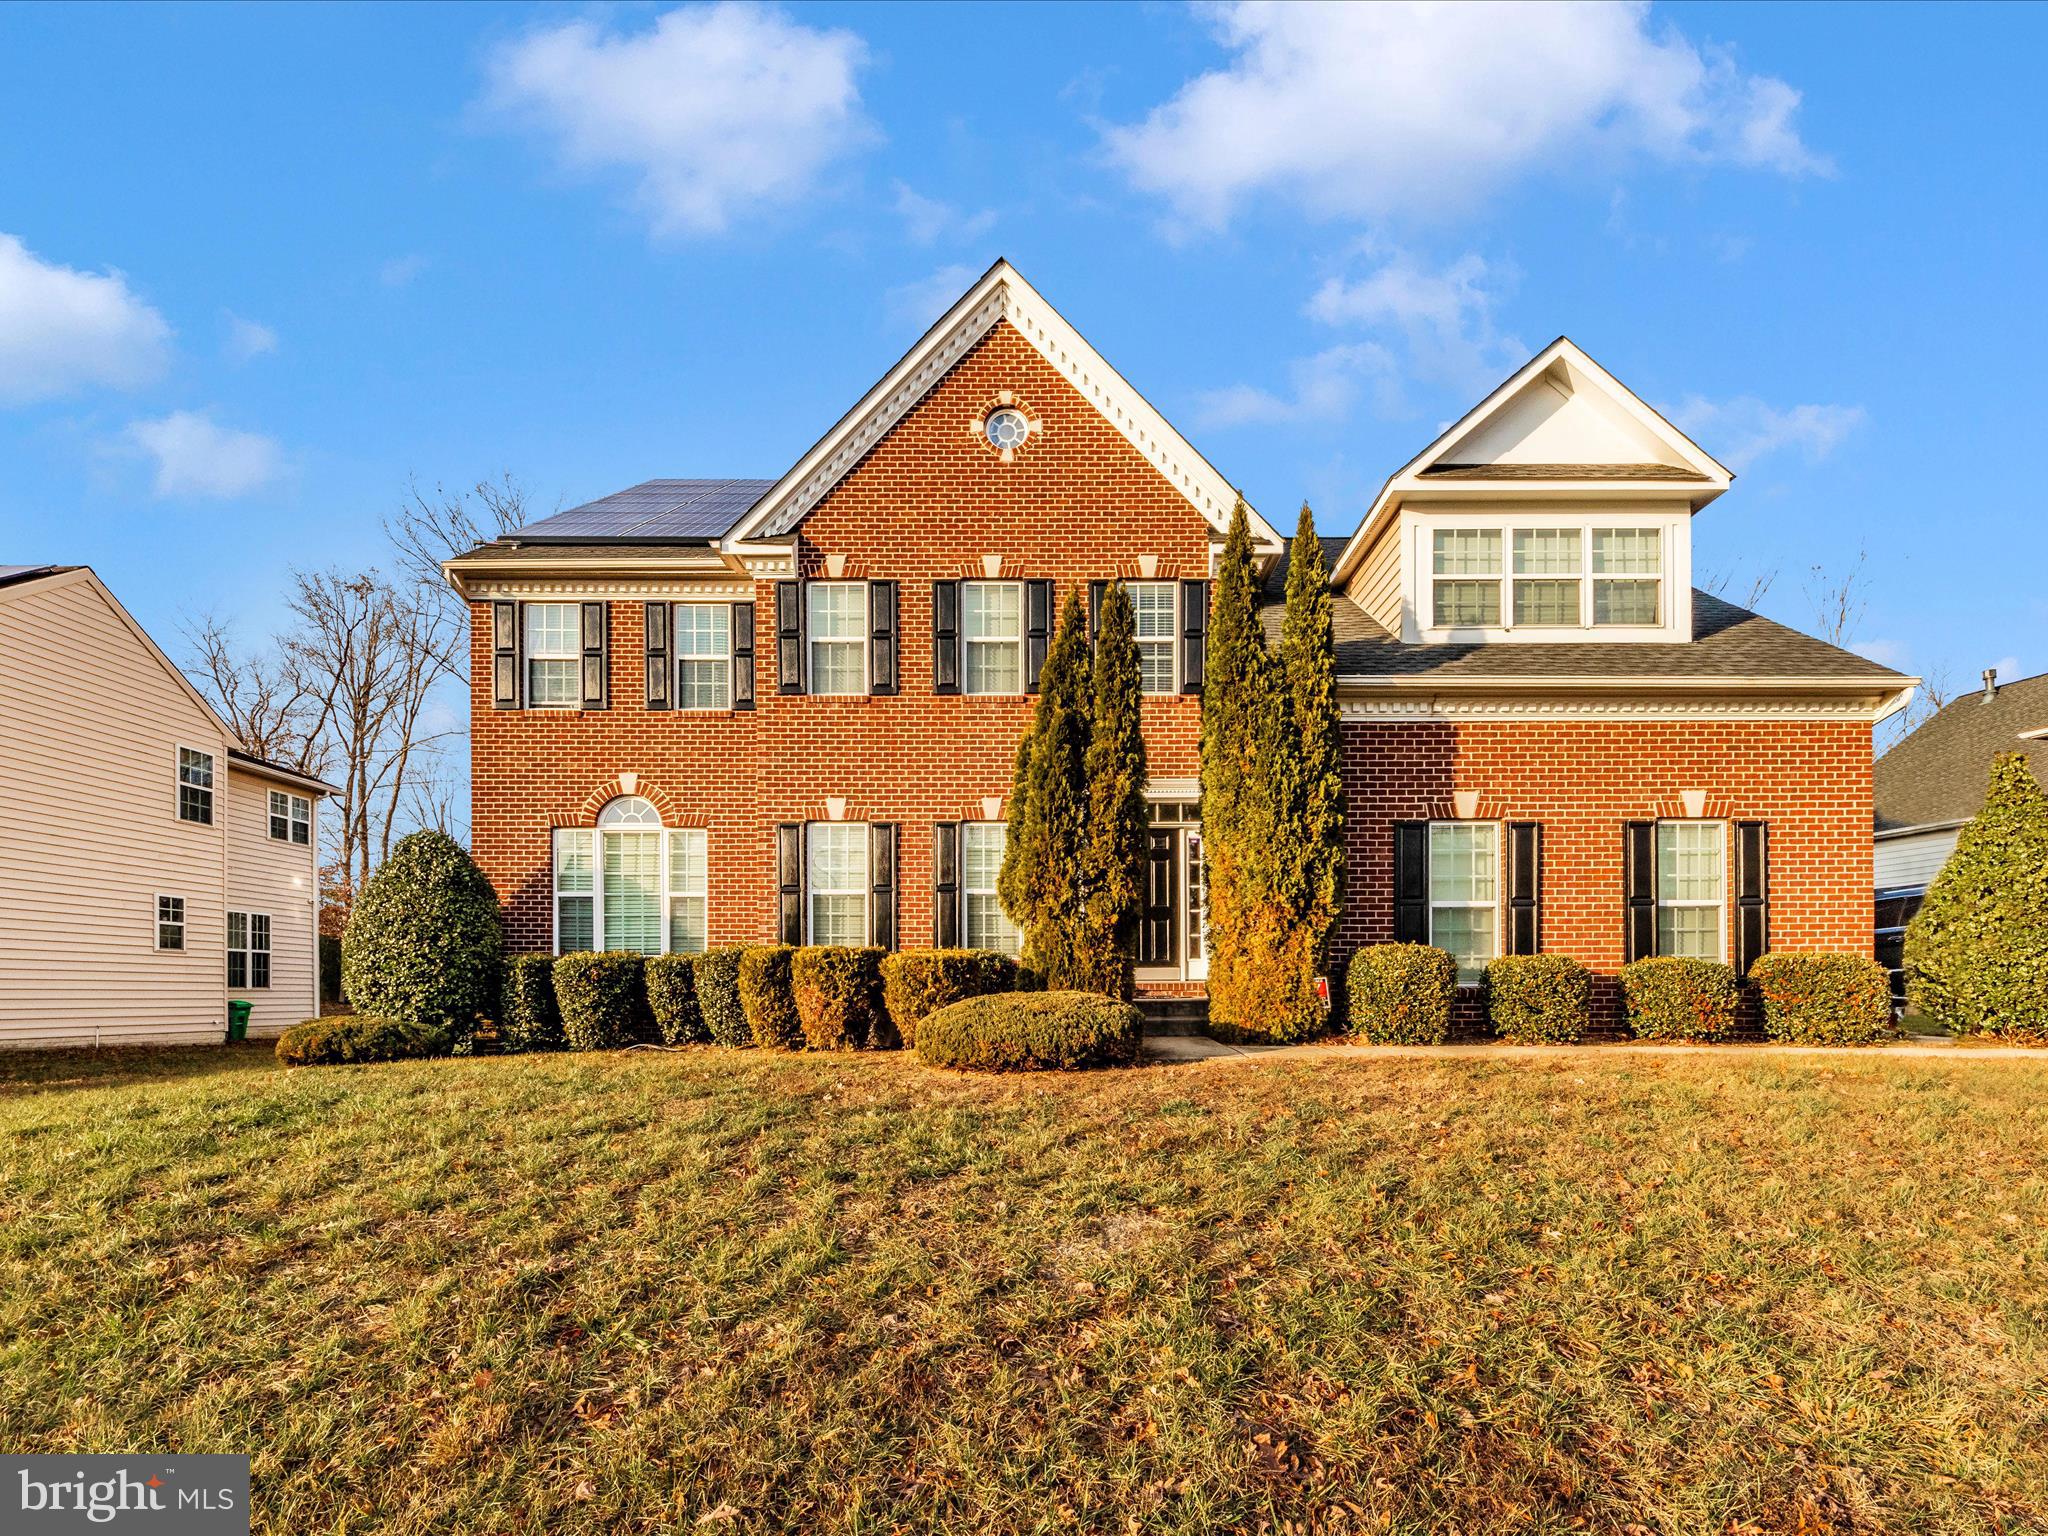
227, 999, 252, 1043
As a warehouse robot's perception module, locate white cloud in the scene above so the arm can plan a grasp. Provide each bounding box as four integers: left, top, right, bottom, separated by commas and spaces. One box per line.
884, 263, 977, 331
1669, 395, 1866, 473
1308, 248, 1525, 397
1104, 1, 1830, 230
484, 4, 874, 237
224, 313, 277, 363
1992, 655, 2022, 684
1194, 342, 1395, 428
123, 410, 282, 499
891, 181, 996, 246
1852, 638, 1908, 668
380, 254, 428, 288
0, 233, 171, 404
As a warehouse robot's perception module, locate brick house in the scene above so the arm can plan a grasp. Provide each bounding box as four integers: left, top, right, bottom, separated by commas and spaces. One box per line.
446, 261, 1913, 1024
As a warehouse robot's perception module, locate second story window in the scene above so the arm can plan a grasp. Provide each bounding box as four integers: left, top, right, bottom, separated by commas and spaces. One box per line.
807, 582, 867, 695
177, 747, 214, 824
674, 604, 731, 710
1128, 582, 1178, 695
524, 603, 581, 707
962, 581, 1023, 694
1432, 529, 1502, 627
268, 790, 311, 844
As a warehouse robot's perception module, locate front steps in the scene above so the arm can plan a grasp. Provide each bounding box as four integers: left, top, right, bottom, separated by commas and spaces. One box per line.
1135, 995, 1210, 1036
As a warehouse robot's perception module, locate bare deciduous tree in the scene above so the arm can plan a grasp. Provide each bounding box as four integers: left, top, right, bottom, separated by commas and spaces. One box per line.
1805, 544, 1870, 648
183, 613, 330, 774
1702, 563, 1779, 611
1878, 663, 1954, 756
385, 474, 533, 687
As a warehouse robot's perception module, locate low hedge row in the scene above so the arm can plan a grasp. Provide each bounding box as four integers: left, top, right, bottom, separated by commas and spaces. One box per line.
794, 945, 889, 1049
881, 948, 1021, 1045
276, 1014, 450, 1066
554, 952, 654, 1050
1621, 957, 1741, 1041
916, 990, 1141, 1072
1750, 953, 1894, 1045
1484, 954, 1591, 1044
1346, 944, 1455, 1044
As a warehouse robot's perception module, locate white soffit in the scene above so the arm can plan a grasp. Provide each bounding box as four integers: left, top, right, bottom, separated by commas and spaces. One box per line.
722, 259, 1280, 551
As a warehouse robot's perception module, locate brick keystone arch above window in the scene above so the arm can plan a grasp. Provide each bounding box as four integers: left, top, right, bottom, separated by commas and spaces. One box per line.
556, 776, 691, 828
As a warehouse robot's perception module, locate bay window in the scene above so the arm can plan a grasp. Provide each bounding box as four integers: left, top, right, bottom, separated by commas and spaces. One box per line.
807, 823, 869, 945
1428, 821, 1498, 983
1129, 582, 1178, 695
961, 581, 1023, 694
807, 582, 867, 695
1655, 820, 1725, 959
524, 603, 581, 707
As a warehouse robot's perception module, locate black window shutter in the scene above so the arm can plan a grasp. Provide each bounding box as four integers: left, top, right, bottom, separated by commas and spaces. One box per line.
1024, 580, 1053, 693
932, 581, 961, 696
932, 821, 961, 947
775, 581, 804, 695
491, 600, 521, 710
1393, 821, 1428, 943
1507, 821, 1542, 955
1734, 820, 1770, 976
869, 580, 899, 696
870, 823, 898, 950
1624, 821, 1656, 962
580, 602, 608, 710
776, 823, 804, 945
1088, 580, 1108, 643
643, 602, 670, 711
1180, 580, 1209, 695
730, 601, 756, 710
1140, 828, 1174, 965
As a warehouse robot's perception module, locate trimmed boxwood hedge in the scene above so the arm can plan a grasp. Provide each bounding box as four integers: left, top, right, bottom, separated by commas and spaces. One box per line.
276, 1014, 449, 1066
1346, 944, 1456, 1044
499, 954, 563, 1052
1622, 957, 1740, 1042
739, 945, 802, 1049
879, 949, 1020, 1046
1484, 954, 1591, 1044
793, 946, 888, 1050
553, 952, 652, 1050
1751, 952, 1895, 1045
645, 953, 707, 1044
915, 990, 1141, 1072
694, 946, 751, 1047
340, 829, 503, 1040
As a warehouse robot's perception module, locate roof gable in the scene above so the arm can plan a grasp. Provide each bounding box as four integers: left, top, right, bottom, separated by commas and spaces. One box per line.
1875, 671, 2048, 831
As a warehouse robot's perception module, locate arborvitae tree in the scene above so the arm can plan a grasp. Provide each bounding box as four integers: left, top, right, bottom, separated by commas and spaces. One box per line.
998, 588, 1094, 985
1076, 581, 1149, 998
1905, 751, 2048, 1035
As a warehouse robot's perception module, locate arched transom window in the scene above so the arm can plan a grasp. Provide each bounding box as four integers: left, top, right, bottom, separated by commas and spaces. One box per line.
554, 797, 707, 956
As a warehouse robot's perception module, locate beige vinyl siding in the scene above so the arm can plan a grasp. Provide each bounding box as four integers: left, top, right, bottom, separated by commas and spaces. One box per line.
225, 767, 320, 1035
1349, 518, 1403, 633
0, 575, 227, 1046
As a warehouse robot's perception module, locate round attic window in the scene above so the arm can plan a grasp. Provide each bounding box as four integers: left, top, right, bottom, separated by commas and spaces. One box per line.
984, 407, 1030, 452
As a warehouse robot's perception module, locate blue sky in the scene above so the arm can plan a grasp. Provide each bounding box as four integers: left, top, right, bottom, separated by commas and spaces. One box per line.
2, 1, 2043, 701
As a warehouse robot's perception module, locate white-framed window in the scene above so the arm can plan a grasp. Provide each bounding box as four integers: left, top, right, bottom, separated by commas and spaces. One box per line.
177, 747, 214, 824
1592, 527, 1662, 626
524, 603, 581, 707
807, 823, 869, 946
961, 581, 1024, 694
1432, 529, 1503, 627
155, 894, 186, 952
1427, 523, 1666, 633
268, 789, 312, 845
227, 911, 271, 989
1512, 528, 1582, 627
1129, 582, 1178, 695
961, 822, 1022, 955
553, 800, 713, 957
674, 604, 731, 710
807, 582, 867, 695
1428, 821, 1499, 984
1656, 820, 1725, 960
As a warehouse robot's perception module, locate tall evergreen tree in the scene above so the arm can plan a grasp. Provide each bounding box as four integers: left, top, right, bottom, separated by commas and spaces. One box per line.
1077, 580, 1149, 998
998, 588, 1093, 985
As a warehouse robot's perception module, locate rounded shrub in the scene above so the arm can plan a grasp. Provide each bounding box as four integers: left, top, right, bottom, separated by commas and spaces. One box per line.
1484, 954, 1591, 1044
500, 954, 563, 1051
695, 946, 751, 1047
880, 949, 1021, 1046
1622, 957, 1740, 1042
645, 954, 707, 1044
553, 951, 652, 1050
793, 946, 887, 1050
1346, 944, 1456, 1044
1750, 953, 1895, 1045
739, 945, 802, 1049
916, 990, 1141, 1072
276, 1014, 449, 1066
341, 830, 504, 1040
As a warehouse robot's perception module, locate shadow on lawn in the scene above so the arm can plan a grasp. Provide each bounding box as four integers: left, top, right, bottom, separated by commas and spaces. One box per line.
0, 1040, 282, 1098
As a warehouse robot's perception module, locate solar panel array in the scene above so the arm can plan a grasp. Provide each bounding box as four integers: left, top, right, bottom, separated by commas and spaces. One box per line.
507, 479, 775, 543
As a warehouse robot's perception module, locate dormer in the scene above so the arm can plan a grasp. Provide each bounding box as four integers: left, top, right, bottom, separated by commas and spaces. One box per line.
1331, 338, 1732, 645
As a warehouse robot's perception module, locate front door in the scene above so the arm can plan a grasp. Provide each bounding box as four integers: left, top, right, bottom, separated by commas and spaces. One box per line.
1137, 799, 1207, 982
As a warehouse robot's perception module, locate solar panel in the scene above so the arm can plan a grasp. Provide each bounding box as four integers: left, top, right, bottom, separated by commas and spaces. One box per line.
509, 479, 775, 543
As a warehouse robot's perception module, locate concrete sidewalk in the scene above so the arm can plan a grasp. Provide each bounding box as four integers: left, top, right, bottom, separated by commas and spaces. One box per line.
1140, 1034, 2048, 1065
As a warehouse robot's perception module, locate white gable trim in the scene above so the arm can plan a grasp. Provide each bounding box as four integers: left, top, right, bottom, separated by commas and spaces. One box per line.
722, 259, 1280, 552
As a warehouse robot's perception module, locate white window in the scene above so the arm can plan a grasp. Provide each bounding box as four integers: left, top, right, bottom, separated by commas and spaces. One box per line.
1656, 820, 1725, 959
553, 829, 595, 952
961, 822, 1022, 955
155, 895, 186, 952
807, 823, 869, 946
1432, 530, 1502, 627
1428, 524, 1665, 633
807, 582, 867, 695
984, 408, 1030, 452
525, 603, 581, 707
1428, 821, 1498, 984
1592, 527, 1662, 626
177, 747, 214, 824
674, 604, 730, 710
961, 581, 1024, 694
1512, 528, 1582, 627
668, 827, 708, 953
1129, 582, 1178, 695
228, 911, 271, 989
268, 789, 312, 845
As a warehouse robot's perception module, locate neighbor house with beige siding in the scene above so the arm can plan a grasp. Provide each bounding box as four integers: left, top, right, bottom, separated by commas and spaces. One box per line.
0, 565, 332, 1047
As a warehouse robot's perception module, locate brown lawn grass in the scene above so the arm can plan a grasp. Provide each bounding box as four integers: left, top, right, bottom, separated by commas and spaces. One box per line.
1, 1042, 2044, 1534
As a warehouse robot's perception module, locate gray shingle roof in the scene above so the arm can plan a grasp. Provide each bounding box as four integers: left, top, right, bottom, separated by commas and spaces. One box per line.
0, 564, 74, 589
1874, 672, 2048, 831
1417, 463, 1708, 481
508, 479, 773, 543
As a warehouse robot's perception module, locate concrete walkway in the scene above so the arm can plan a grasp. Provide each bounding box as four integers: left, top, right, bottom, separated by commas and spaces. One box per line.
1140, 1033, 2048, 1065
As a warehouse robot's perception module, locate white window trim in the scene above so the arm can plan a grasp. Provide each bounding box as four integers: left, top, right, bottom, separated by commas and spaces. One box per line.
553, 818, 713, 957
175, 744, 215, 826
672, 603, 732, 712
228, 909, 273, 990
268, 789, 312, 844
960, 821, 1022, 955
1654, 818, 1729, 963
805, 822, 870, 945
1128, 580, 1180, 696
524, 602, 582, 710
961, 580, 1026, 696
1426, 819, 1502, 985
154, 894, 186, 952
666, 826, 711, 954
806, 581, 869, 697
1406, 509, 1691, 644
